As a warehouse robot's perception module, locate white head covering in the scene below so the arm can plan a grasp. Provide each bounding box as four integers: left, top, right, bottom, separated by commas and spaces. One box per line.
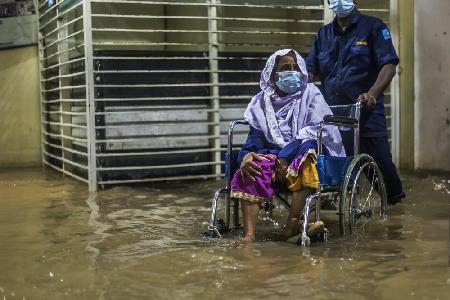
244, 49, 346, 157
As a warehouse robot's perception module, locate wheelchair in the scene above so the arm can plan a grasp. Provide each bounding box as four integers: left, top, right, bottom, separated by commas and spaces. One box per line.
204, 101, 388, 246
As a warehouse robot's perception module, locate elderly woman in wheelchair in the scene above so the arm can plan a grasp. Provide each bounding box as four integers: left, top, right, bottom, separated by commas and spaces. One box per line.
230, 49, 345, 242
206, 49, 388, 245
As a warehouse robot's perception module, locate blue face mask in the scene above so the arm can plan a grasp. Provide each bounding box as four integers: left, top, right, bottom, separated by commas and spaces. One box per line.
275, 71, 306, 95
329, 0, 355, 18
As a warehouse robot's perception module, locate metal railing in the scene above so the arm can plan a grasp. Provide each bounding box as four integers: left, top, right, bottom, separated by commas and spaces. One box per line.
37, 0, 395, 191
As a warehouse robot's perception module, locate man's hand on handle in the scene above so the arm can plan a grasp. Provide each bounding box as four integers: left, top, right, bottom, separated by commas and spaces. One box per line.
358, 92, 377, 109
359, 63, 397, 109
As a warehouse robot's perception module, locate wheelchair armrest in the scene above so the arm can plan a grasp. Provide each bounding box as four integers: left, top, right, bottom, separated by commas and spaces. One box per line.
225, 120, 249, 185
323, 115, 358, 126
227, 119, 249, 152
228, 119, 249, 135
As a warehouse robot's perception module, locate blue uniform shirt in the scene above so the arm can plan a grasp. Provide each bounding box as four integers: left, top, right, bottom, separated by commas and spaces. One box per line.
306, 10, 399, 137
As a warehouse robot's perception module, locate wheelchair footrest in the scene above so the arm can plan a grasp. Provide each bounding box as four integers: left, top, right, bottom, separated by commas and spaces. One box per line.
308, 230, 329, 243
203, 227, 222, 238
296, 222, 329, 245
307, 221, 325, 236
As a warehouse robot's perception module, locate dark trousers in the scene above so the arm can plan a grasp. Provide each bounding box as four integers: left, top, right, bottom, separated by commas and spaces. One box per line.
341, 131, 405, 203
360, 136, 405, 203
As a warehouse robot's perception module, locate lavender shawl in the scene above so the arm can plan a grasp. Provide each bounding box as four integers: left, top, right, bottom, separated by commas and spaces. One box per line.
244, 49, 346, 157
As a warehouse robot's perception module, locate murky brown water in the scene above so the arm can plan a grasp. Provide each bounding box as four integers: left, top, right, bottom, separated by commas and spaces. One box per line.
0, 168, 449, 300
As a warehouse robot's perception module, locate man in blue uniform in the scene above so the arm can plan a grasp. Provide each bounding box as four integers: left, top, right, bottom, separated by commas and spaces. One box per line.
306, 0, 405, 204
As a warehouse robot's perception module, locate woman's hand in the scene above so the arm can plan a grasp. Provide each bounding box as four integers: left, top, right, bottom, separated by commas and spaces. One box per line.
275, 158, 289, 183
240, 152, 267, 182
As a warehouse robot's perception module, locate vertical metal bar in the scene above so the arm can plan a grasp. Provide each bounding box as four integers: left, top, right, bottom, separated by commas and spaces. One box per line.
389, 0, 400, 165
208, 1, 227, 226
56, 5, 65, 173
316, 123, 323, 221
208, 0, 221, 176
354, 102, 361, 155
226, 121, 236, 189
317, 122, 324, 156
314, 1, 330, 224
301, 194, 314, 246
59, 6, 75, 177
36, 3, 46, 171
227, 121, 238, 229
82, 0, 98, 191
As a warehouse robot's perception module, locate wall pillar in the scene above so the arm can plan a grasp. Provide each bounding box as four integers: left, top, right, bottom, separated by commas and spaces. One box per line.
398, 0, 415, 170
414, 0, 450, 171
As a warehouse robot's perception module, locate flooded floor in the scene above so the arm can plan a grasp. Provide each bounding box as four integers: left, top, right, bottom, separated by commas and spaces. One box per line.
0, 168, 449, 300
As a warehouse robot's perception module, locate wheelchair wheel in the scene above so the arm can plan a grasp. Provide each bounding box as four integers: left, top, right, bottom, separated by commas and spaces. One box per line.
339, 154, 387, 235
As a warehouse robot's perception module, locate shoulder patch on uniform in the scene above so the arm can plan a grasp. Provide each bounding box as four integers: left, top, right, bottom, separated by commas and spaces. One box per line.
382, 28, 391, 40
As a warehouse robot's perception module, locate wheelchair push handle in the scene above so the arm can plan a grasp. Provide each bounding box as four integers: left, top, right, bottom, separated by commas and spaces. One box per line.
324, 99, 362, 127
318, 100, 362, 156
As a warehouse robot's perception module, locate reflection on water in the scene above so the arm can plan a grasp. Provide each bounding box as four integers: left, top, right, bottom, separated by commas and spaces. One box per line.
0, 168, 449, 299
85, 194, 113, 264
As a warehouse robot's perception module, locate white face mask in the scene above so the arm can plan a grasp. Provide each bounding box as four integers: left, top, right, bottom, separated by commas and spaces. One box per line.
275, 71, 307, 95
329, 0, 355, 18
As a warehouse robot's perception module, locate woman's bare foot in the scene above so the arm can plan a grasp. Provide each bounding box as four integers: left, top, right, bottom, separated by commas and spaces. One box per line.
282, 218, 303, 241
242, 234, 256, 242
232, 234, 256, 246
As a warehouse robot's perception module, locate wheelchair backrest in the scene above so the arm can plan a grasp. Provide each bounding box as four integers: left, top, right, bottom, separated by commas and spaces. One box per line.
328, 103, 359, 156
328, 103, 359, 120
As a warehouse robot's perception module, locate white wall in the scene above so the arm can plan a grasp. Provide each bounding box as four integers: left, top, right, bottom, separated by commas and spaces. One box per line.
414, 0, 450, 171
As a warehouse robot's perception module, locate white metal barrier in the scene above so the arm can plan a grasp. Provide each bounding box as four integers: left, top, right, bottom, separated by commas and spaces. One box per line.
37, 0, 395, 191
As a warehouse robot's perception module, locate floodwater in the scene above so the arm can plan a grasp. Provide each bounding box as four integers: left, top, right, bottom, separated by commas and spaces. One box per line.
0, 168, 449, 300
